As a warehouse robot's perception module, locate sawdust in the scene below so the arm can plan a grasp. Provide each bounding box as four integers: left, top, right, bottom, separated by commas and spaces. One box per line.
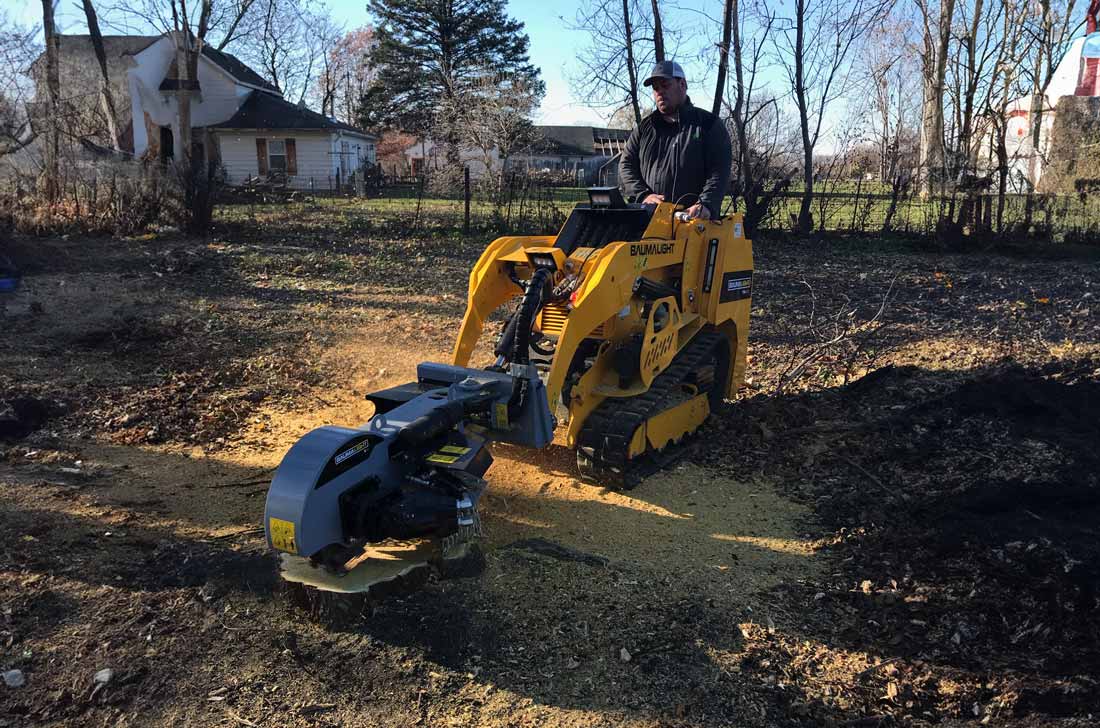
482, 449, 820, 596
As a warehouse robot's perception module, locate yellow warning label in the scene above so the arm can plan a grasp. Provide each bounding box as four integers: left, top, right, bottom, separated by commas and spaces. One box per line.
438, 445, 471, 455
269, 518, 297, 554
426, 453, 460, 464
492, 402, 509, 430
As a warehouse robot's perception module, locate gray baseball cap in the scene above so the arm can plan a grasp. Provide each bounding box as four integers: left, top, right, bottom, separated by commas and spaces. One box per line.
643, 60, 686, 87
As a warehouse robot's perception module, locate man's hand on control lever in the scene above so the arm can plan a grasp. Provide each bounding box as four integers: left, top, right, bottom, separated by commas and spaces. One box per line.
683, 202, 710, 220
670, 203, 711, 223
643, 194, 709, 221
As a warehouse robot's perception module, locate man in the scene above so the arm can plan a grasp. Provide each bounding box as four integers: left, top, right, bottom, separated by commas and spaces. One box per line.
619, 60, 732, 220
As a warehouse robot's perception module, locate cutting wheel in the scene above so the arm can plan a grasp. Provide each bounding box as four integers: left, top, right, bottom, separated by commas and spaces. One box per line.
279, 540, 438, 594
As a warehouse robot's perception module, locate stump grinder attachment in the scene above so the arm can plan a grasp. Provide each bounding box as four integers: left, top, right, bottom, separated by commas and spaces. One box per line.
265, 189, 753, 593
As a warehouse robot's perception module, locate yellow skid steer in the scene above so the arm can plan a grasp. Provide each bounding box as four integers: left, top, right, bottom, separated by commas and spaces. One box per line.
264, 188, 752, 589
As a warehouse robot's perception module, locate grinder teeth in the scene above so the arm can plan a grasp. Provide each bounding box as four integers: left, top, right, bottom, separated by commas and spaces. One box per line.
441, 507, 484, 559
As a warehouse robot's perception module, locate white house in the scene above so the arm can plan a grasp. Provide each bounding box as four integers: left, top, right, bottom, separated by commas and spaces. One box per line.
127, 34, 377, 189
22, 34, 376, 190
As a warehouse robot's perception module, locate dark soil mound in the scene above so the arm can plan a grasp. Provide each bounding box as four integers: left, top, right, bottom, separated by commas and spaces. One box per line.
710, 358, 1100, 720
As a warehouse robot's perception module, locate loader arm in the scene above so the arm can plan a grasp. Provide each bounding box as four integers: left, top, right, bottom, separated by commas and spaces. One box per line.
452, 236, 555, 367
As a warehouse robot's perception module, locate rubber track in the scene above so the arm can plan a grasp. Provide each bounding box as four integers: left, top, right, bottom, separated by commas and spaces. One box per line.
576, 330, 722, 489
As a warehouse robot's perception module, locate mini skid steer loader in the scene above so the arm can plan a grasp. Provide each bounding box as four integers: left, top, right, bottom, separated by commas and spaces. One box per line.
265, 188, 753, 591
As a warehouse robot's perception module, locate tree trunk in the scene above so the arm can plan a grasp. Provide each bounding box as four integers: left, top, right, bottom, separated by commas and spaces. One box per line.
1024, 0, 1052, 225
345, 69, 353, 124
730, 0, 752, 228
996, 128, 1009, 233
177, 0, 212, 171
176, 34, 194, 170
957, 0, 982, 175
651, 0, 665, 62
919, 0, 956, 198
1026, 0, 1052, 190
713, 0, 733, 117
623, 0, 642, 126
793, 0, 814, 234
918, 72, 937, 196
40, 0, 61, 200
81, 0, 123, 151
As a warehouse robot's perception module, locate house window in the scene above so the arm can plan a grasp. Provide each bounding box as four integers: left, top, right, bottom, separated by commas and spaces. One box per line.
341, 141, 350, 175
268, 140, 287, 173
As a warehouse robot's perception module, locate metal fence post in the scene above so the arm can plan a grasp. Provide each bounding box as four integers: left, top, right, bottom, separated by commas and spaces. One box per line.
464, 166, 471, 234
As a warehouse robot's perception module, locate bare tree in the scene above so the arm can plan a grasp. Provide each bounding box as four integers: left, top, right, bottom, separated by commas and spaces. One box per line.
712, 0, 733, 117
725, 2, 796, 235
308, 14, 348, 117
123, 0, 255, 155
119, 0, 257, 231
946, 0, 1006, 179
916, 0, 956, 197
439, 72, 541, 190
213, 0, 257, 50
318, 27, 375, 124
774, 0, 892, 233
623, 0, 642, 125
981, 0, 1033, 231
81, 0, 123, 150
856, 16, 922, 229
171, 0, 211, 172
570, 0, 665, 126
607, 102, 645, 129
0, 11, 40, 154
651, 0, 665, 62
237, 0, 324, 104
39, 0, 60, 200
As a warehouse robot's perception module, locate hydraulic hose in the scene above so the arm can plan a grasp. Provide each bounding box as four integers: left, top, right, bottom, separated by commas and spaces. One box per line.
495, 267, 553, 366
494, 266, 553, 412
511, 267, 553, 366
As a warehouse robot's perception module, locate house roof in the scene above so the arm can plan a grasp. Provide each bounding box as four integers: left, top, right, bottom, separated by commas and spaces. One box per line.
213, 91, 376, 138
155, 43, 281, 96
535, 126, 631, 157
200, 45, 280, 94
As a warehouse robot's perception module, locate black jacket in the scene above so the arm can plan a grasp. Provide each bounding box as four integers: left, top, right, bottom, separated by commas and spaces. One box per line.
618, 99, 732, 218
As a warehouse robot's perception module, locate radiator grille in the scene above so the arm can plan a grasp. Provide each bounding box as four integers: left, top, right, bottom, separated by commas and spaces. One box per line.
539, 303, 605, 338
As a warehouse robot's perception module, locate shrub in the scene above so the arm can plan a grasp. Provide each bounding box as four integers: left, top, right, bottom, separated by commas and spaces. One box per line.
0, 161, 174, 236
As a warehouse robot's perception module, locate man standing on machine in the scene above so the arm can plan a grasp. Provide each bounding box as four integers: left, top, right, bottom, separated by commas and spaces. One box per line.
619, 60, 732, 221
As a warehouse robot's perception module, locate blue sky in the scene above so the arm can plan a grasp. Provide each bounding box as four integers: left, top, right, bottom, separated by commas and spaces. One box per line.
17, 0, 726, 126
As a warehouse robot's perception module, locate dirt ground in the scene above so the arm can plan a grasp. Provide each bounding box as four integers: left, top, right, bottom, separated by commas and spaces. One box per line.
2, 206, 1099, 727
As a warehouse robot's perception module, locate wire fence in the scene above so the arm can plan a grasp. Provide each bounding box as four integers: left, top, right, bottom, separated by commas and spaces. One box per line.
221, 173, 594, 237
754, 190, 1100, 241
233, 173, 1100, 243
5, 154, 1100, 244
